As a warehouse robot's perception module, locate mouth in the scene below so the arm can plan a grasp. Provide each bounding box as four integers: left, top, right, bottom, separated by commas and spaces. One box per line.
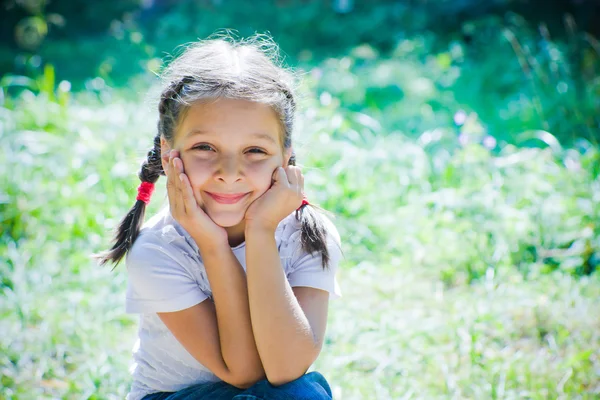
205, 192, 250, 204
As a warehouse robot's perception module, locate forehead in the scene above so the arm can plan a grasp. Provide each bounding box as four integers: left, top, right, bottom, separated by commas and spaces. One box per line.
176, 98, 282, 145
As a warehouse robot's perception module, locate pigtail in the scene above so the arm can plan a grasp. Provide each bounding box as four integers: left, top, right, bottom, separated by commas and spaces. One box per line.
296, 206, 332, 270
288, 154, 332, 270
95, 76, 190, 268
94, 133, 164, 268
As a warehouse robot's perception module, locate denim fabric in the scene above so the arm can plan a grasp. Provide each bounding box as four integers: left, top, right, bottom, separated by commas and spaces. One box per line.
141, 371, 333, 400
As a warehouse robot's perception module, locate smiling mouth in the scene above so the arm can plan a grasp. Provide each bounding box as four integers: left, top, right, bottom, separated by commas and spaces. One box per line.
205, 192, 250, 204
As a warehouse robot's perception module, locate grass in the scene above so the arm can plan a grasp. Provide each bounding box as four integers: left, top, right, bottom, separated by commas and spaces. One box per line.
1, 27, 600, 400
321, 264, 599, 399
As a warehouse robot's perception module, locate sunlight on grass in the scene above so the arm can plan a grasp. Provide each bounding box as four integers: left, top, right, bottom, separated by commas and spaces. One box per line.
1, 31, 599, 398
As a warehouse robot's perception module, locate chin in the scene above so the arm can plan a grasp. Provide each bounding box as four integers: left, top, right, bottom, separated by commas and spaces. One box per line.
206, 210, 246, 228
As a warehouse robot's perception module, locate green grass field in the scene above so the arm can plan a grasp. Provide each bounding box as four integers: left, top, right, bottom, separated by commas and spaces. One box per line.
1, 26, 600, 399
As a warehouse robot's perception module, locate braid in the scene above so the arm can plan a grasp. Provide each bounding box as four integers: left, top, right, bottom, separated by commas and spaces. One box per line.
157, 77, 192, 151
279, 83, 330, 269
139, 134, 164, 183
95, 75, 194, 268
159, 79, 185, 114
94, 135, 164, 268
289, 149, 332, 270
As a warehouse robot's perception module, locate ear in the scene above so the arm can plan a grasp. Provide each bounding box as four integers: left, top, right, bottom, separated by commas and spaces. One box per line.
283, 147, 293, 166
160, 136, 172, 173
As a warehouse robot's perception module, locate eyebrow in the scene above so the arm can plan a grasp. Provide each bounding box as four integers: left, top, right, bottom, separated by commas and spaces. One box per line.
185, 129, 278, 145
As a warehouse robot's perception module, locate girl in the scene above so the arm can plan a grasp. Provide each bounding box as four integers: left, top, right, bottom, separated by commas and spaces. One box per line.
97, 34, 343, 400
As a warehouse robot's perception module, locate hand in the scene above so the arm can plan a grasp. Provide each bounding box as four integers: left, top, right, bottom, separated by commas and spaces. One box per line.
166, 150, 228, 248
245, 166, 304, 232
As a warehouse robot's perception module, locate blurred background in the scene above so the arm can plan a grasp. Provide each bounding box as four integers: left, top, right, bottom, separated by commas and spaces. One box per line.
1, 0, 599, 398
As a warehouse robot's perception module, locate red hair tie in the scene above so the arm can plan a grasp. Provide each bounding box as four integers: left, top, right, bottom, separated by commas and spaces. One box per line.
136, 182, 155, 205
296, 195, 310, 211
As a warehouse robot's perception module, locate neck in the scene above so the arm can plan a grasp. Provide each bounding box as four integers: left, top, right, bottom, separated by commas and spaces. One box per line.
225, 220, 246, 247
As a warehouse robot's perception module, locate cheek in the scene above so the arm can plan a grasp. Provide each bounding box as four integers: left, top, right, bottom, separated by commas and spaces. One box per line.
181, 156, 214, 187
246, 161, 276, 190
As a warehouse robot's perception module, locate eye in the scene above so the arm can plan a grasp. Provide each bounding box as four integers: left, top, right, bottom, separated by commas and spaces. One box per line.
247, 148, 267, 154
193, 144, 215, 152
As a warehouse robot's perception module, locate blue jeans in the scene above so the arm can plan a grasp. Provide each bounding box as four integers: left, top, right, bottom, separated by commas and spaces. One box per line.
141, 371, 333, 400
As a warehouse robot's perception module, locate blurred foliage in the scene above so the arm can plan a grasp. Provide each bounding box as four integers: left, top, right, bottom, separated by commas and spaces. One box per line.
1, 1, 600, 398
1, 46, 599, 284
296, 75, 600, 282
2, 0, 599, 84
309, 15, 600, 145
1, 67, 599, 396
2, 1, 599, 145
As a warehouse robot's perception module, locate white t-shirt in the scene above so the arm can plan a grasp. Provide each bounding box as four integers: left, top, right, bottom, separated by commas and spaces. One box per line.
124, 206, 343, 400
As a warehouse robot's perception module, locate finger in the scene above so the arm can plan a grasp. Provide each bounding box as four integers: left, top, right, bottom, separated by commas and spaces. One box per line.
274, 167, 289, 187
174, 155, 205, 212
285, 166, 298, 186
166, 150, 177, 207
173, 155, 188, 207
300, 172, 305, 195
173, 154, 184, 174
178, 172, 197, 215
293, 167, 302, 197
167, 151, 183, 214
286, 166, 302, 196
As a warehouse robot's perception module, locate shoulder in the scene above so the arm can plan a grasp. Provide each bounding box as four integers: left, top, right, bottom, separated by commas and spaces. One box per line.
276, 209, 341, 250
126, 229, 195, 284
276, 209, 343, 273
125, 209, 211, 313
278, 209, 343, 299
129, 206, 199, 264
125, 206, 204, 288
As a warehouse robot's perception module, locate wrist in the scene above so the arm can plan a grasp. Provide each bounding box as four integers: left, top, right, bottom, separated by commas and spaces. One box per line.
245, 221, 277, 236
193, 235, 231, 256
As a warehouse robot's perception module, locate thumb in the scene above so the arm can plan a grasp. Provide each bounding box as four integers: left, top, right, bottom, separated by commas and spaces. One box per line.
272, 167, 288, 187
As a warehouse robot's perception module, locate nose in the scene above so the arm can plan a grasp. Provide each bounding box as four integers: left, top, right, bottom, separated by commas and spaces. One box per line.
215, 155, 243, 184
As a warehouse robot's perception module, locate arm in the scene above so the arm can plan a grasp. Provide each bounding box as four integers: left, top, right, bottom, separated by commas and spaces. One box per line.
198, 241, 267, 382
157, 150, 264, 388
158, 242, 265, 388
245, 225, 330, 386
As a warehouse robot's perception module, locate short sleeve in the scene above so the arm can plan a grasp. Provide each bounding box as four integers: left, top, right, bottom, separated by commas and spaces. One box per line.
286, 219, 343, 300
125, 234, 209, 314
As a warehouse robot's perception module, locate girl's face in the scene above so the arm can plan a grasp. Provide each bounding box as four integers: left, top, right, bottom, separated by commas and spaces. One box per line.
161, 98, 291, 238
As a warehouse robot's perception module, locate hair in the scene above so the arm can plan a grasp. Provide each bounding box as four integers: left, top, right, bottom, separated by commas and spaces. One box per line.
95, 33, 332, 270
